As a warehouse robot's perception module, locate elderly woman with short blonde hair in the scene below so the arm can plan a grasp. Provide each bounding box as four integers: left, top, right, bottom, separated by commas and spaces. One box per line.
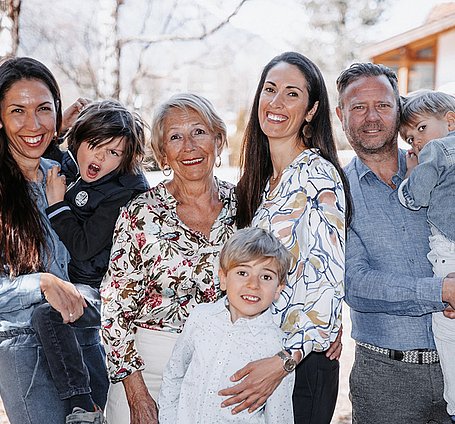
101, 93, 237, 424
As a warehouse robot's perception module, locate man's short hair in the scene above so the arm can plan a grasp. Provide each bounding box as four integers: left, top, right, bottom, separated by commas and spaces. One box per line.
219, 228, 292, 284
336, 62, 400, 108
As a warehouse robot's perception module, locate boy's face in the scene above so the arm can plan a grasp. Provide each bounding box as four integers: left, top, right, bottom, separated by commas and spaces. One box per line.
219, 258, 284, 323
400, 112, 455, 155
77, 137, 125, 182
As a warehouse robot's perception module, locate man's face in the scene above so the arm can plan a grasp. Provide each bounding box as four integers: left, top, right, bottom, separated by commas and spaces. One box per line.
336, 75, 400, 157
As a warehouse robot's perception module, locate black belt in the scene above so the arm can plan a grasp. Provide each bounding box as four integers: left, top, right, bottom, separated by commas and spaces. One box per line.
358, 342, 439, 364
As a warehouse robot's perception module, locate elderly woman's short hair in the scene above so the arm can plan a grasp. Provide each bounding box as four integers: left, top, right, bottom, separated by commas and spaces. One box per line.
150, 93, 227, 168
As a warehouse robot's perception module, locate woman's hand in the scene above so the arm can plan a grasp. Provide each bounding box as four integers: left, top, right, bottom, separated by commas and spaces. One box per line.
40, 273, 86, 323
326, 325, 343, 360
62, 97, 91, 132
46, 165, 66, 206
123, 371, 158, 424
218, 355, 288, 415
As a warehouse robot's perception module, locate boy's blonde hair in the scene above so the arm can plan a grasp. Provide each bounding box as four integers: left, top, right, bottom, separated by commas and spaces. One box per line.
400, 90, 455, 139
219, 228, 292, 284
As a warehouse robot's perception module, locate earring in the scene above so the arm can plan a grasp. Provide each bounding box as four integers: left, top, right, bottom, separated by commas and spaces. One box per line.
162, 165, 172, 177
302, 122, 313, 139
215, 155, 222, 168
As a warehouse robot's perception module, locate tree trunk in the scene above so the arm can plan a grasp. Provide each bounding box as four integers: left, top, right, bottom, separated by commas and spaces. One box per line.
0, 0, 21, 57
97, 0, 122, 98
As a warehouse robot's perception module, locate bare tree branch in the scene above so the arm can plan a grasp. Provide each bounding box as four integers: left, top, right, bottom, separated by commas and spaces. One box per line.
120, 0, 247, 47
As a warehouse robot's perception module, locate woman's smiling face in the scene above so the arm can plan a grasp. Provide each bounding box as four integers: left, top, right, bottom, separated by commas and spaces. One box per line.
162, 107, 221, 185
258, 61, 311, 144
0, 78, 57, 167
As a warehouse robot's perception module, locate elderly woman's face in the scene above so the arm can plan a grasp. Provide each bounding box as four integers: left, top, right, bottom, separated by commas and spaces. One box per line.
162, 107, 220, 184
0, 78, 57, 165
258, 62, 311, 143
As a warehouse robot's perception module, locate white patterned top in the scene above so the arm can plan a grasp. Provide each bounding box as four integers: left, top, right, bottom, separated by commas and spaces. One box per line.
252, 148, 345, 358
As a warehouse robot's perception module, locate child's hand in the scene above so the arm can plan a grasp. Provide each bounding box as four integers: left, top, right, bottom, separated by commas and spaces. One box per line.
46, 165, 67, 206
405, 150, 418, 178
62, 97, 91, 132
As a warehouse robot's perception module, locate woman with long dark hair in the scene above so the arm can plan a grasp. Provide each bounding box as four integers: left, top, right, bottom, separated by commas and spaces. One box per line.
221, 52, 351, 424
0, 57, 108, 424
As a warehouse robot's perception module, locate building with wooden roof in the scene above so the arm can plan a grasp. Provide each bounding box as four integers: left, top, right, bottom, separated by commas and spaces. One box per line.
363, 3, 455, 94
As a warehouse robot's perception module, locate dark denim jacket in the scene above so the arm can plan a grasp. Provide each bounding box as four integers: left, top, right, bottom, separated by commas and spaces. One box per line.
398, 131, 455, 242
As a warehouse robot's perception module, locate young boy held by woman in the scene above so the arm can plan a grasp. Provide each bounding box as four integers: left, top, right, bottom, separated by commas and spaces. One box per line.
31, 100, 149, 424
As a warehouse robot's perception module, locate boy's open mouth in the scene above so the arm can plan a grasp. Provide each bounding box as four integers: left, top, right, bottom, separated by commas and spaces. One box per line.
87, 163, 101, 178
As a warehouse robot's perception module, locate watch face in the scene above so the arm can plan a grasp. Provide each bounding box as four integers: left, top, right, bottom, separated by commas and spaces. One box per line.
284, 357, 297, 372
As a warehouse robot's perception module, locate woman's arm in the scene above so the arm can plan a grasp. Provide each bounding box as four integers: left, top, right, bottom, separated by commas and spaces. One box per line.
101, 203, 149, 383
0, 271, 85, 323
123, 371, 158, 424
40, 272, 86, 322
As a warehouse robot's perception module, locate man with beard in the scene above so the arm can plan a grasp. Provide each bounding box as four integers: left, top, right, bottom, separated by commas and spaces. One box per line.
335, 62, 455, 423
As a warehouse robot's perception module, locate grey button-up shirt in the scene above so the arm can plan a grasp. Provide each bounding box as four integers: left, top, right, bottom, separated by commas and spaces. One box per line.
344, 149, 445, 350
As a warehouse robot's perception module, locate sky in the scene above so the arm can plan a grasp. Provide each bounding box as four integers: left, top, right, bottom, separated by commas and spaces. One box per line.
373, 0, 450, 38
227, 0, 450, 49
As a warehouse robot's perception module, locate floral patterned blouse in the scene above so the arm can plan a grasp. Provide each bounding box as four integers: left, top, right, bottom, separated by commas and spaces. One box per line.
101, 178, 236, 383
251, 149, 345, 359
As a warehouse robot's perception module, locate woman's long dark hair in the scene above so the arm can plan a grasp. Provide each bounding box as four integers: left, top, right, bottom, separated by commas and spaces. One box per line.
236, 52, 352, 228
0, 57, 62, 277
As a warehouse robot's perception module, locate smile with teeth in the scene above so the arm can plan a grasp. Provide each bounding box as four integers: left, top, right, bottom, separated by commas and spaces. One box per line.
241, 295, 260, 302
267, 112, 287, 122
181, 158, 203, 165
23, 135, 43, 145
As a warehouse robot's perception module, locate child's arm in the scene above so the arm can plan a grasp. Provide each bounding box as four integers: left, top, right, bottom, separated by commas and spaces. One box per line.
158, 312, 197, 423
46, 189, 138, 261
398, 142, 446, 210
46, 165, 66, 206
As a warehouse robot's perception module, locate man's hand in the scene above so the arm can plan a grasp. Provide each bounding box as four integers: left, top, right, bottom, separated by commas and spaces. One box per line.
218, 355, 288, 415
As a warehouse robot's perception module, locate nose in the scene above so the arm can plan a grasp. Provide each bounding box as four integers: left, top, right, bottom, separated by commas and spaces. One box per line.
246, 276, 260, 290
269, 91, 284, 108
182, 134, 196, 151
413, 136, 423, 150
94, 148, 105, 161
24, 111, 41, 131
365, 107, 380, 122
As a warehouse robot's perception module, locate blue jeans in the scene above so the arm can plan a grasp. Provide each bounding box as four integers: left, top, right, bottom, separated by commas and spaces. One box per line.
0, 327, 108, 424
31, 284, 106, 401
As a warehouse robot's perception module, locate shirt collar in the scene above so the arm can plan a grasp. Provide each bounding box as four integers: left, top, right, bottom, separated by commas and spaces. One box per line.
355, 148, 407, 184
210, 296, 275, 335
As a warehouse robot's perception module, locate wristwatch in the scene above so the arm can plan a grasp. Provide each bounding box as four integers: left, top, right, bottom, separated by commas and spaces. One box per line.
276, 350, 297, 373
